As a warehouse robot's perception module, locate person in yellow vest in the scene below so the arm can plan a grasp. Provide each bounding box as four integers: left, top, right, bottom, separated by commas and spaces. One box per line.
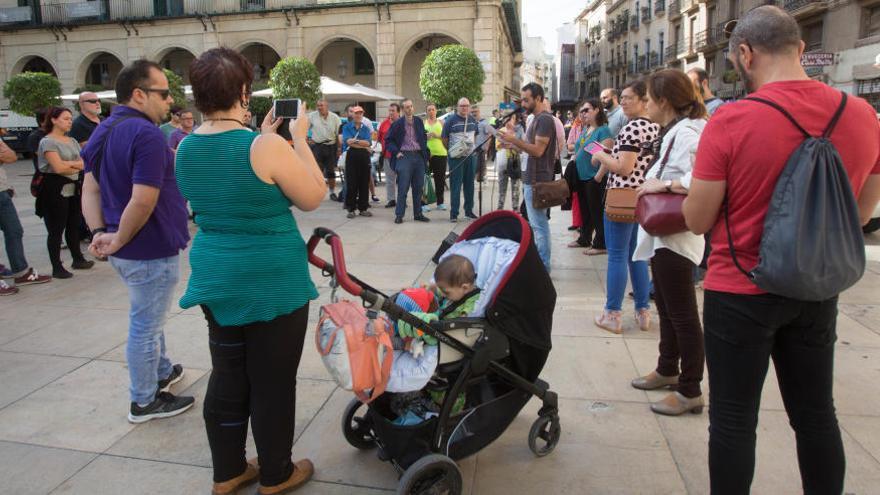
424, 103, 447, 211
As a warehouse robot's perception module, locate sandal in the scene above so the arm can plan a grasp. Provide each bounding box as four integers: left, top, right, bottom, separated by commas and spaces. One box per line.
584, 248, 607, 256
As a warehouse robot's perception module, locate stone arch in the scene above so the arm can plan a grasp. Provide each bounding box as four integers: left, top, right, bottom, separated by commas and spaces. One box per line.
310, 35, 378, 118
76, 49, 126, 89
11, 54, 59, 77
236, 41, 282, 83
307, 33, 377, 70
395, 33, 462, 111
153, 46, 198, 84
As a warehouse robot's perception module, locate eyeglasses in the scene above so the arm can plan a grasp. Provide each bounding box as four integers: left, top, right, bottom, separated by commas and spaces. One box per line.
83, 99, 100, 104
139, 88, 171, 100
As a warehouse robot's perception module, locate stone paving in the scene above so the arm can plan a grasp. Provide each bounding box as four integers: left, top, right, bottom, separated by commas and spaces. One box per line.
1, 157, 879, 494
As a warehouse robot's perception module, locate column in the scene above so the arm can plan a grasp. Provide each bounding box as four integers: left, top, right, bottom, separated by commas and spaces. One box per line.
375, 19, 395, 117
286, 25, 304, 58
473, 2, 499, 110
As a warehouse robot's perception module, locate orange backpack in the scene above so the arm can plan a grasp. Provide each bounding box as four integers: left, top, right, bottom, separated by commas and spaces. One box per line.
315, 300, 394, 403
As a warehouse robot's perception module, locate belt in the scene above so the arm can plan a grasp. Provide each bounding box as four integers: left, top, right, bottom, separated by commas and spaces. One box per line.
314, 141, 336, 146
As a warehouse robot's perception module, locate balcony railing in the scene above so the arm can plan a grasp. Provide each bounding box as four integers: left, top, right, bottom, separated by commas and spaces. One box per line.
665, 40, 683, 61
637, 54, 648, 72
0, 0, 401, 28
696, 23, 728, 52
641, 6, 652, 23
649, 52, 661, 68
655, 0, 666, 14
628, 60, 638, 74
668, 0, 681, 18
783, 0, 828, 17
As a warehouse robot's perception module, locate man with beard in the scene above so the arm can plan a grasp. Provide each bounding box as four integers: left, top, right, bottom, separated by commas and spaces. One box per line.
497, 83, 556, 272
600, 88, 628, 138
687, 68, 724, 116
683, 6, 880, 494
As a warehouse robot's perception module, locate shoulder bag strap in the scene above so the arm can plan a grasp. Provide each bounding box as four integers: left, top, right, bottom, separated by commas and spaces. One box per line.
653, 135, 677, 180
742, 97, 811, 139
91, 114, 149, 184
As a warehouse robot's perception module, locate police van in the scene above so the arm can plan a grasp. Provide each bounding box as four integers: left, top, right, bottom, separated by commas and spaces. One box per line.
0, 110, 38, 156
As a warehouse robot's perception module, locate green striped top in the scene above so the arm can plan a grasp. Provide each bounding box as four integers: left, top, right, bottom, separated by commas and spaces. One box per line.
175, 129, 318, 326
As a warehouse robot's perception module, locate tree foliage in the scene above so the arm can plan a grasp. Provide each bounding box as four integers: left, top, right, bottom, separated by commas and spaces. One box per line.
163, 69, 187, 110
3, 72, 62, 117
419, 45, 484, 109
269, 57, 322, 107
249, 81, 272, 121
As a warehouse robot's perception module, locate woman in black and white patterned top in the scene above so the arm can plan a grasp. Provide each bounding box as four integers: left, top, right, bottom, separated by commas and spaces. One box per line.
590, 80, 660, 334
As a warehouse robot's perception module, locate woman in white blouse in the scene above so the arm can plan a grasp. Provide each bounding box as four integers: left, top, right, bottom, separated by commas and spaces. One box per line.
631, 69, 708, 416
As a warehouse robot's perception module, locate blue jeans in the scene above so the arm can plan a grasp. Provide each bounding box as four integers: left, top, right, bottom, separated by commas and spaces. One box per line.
395, 152, 425, 218
523, 185, 551, 272
448, 155, 476, 218
0, 190, 28, 276
604, 215, 650, 312
110, 255, 179, 405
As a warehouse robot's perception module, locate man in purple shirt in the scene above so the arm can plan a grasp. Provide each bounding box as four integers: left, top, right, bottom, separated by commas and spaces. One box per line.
168, 109, 194, 151
81, 60, 194, 423
385, 98, 430, 224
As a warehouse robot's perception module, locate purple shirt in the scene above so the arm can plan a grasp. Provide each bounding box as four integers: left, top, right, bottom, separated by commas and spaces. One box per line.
401, 118, 420, 151
81, 106, 190, 260
168, 128, 191, 150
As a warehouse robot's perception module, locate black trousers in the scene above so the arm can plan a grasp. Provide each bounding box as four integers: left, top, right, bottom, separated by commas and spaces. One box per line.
202, 303, 309, 486
344, 148, 371, 213
703, 290, 844, 495
575, 177, 606, 248
429, 155, 447, 205
651, 248, 704, 398
310, 143, 337, 179
42, 191, 85, 270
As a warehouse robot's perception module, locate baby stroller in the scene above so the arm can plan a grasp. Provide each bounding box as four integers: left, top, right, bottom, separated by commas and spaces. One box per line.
307, 211, 560, 495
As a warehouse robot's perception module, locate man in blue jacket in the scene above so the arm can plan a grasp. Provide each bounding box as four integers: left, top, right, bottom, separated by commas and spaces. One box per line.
385, 98, 430, 224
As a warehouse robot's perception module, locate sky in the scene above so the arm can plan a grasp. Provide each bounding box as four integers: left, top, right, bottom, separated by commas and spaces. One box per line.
522, 0, 585, 56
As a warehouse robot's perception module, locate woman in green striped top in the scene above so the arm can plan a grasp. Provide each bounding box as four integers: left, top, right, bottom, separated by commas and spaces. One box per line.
175, 47, 326, 495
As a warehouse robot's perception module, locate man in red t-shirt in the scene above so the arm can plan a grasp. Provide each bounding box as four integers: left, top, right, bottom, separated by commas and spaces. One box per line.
377, 103, 400, 208
683, 6, 880, 494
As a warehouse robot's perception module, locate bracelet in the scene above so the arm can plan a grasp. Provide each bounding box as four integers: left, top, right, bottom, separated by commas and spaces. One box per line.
91, 227, 107, 236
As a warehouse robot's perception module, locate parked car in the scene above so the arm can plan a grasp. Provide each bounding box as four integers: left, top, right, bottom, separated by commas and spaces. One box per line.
0, 110, 38, 156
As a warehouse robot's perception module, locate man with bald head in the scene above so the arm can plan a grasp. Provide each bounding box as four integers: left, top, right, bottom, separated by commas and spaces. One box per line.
70, 92, 103, 146
441, 97, 480, 222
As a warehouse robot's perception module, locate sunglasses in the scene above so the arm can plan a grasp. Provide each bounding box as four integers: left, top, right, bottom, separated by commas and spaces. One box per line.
83, 99, 100, 104
140, 87, 171, 99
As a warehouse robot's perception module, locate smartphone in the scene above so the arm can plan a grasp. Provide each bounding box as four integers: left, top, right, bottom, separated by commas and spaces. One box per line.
585, 141, 606, 154
273, 98, 301, 119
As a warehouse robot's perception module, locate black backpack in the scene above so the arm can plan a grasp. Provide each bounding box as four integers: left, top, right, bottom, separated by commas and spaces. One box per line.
725, 92, 866, 301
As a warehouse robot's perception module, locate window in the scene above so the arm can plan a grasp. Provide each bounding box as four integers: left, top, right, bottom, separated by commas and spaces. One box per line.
728, 0, 740, 19
659, 31, 665, 58
708, 6, 715, 27
646, 39, 651, 55
707, 56, 716, 77
354, 47, 374, 75
862, 5, 880, 38
689, 16, 697, 51
857, 77, 880, 111
802, 21, 823, 52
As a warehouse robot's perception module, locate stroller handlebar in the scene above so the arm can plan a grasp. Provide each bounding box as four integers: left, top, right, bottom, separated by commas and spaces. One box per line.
307, 228, 363, 297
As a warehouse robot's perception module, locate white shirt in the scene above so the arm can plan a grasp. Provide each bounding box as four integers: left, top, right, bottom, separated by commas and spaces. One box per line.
633, 118, 707, 266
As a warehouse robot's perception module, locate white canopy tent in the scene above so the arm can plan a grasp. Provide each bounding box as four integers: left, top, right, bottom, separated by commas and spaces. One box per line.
252, 77, 397, 102
351, 84, 404, 102
61, 85, 194, 102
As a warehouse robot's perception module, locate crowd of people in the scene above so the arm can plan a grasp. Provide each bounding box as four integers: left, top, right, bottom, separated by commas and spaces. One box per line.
0, 5, 879, 495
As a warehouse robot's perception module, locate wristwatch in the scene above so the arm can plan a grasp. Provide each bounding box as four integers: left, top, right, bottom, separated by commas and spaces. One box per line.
91, 227, 107, 236
664, 180, 673, 192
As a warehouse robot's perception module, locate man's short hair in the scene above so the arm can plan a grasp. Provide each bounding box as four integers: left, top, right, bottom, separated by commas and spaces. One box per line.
402, 98, 413, 106
688, 68, 710, 86
169, 106, 183, 116
602, 88, 620, 99
728, 5, 801, 55
389, 103, 401, 112
521, 82, 545, 100
115, 59, 163, 105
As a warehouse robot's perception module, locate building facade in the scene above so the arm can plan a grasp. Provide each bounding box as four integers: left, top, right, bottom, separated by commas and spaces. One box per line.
0, 0, 523, 117
569, 0, 880, 107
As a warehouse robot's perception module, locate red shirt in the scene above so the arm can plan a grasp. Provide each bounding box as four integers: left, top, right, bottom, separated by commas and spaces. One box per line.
378, 117, 393, 159
694, 80, 880, 295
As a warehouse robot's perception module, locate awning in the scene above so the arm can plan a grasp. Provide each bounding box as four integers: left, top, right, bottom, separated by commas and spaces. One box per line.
252, 77, 389, 102
61, 85, 194, 102
351, 84, 404, 101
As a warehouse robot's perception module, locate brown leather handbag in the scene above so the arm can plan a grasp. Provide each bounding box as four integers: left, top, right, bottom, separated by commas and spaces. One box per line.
605, 187, 639, 223
635, 136, 689, 236
532, 179, 570, 209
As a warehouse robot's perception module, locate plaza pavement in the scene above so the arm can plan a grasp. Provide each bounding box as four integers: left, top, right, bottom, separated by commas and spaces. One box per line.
1, 157, 879, 494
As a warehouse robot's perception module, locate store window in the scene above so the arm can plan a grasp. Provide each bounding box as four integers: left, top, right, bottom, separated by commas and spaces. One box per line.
857, 78, 880, 112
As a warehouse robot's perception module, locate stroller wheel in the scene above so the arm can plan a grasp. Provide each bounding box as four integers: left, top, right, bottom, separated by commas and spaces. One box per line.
528, 414, 561, 457
342, 398, 375, 450
397, 454, 462, 495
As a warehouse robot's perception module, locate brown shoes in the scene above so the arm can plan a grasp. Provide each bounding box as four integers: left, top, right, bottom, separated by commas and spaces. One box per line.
258, 459, 314, 495
631, 371, 679, 391
212, 458, 259, 495
650, 392, 704, 416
